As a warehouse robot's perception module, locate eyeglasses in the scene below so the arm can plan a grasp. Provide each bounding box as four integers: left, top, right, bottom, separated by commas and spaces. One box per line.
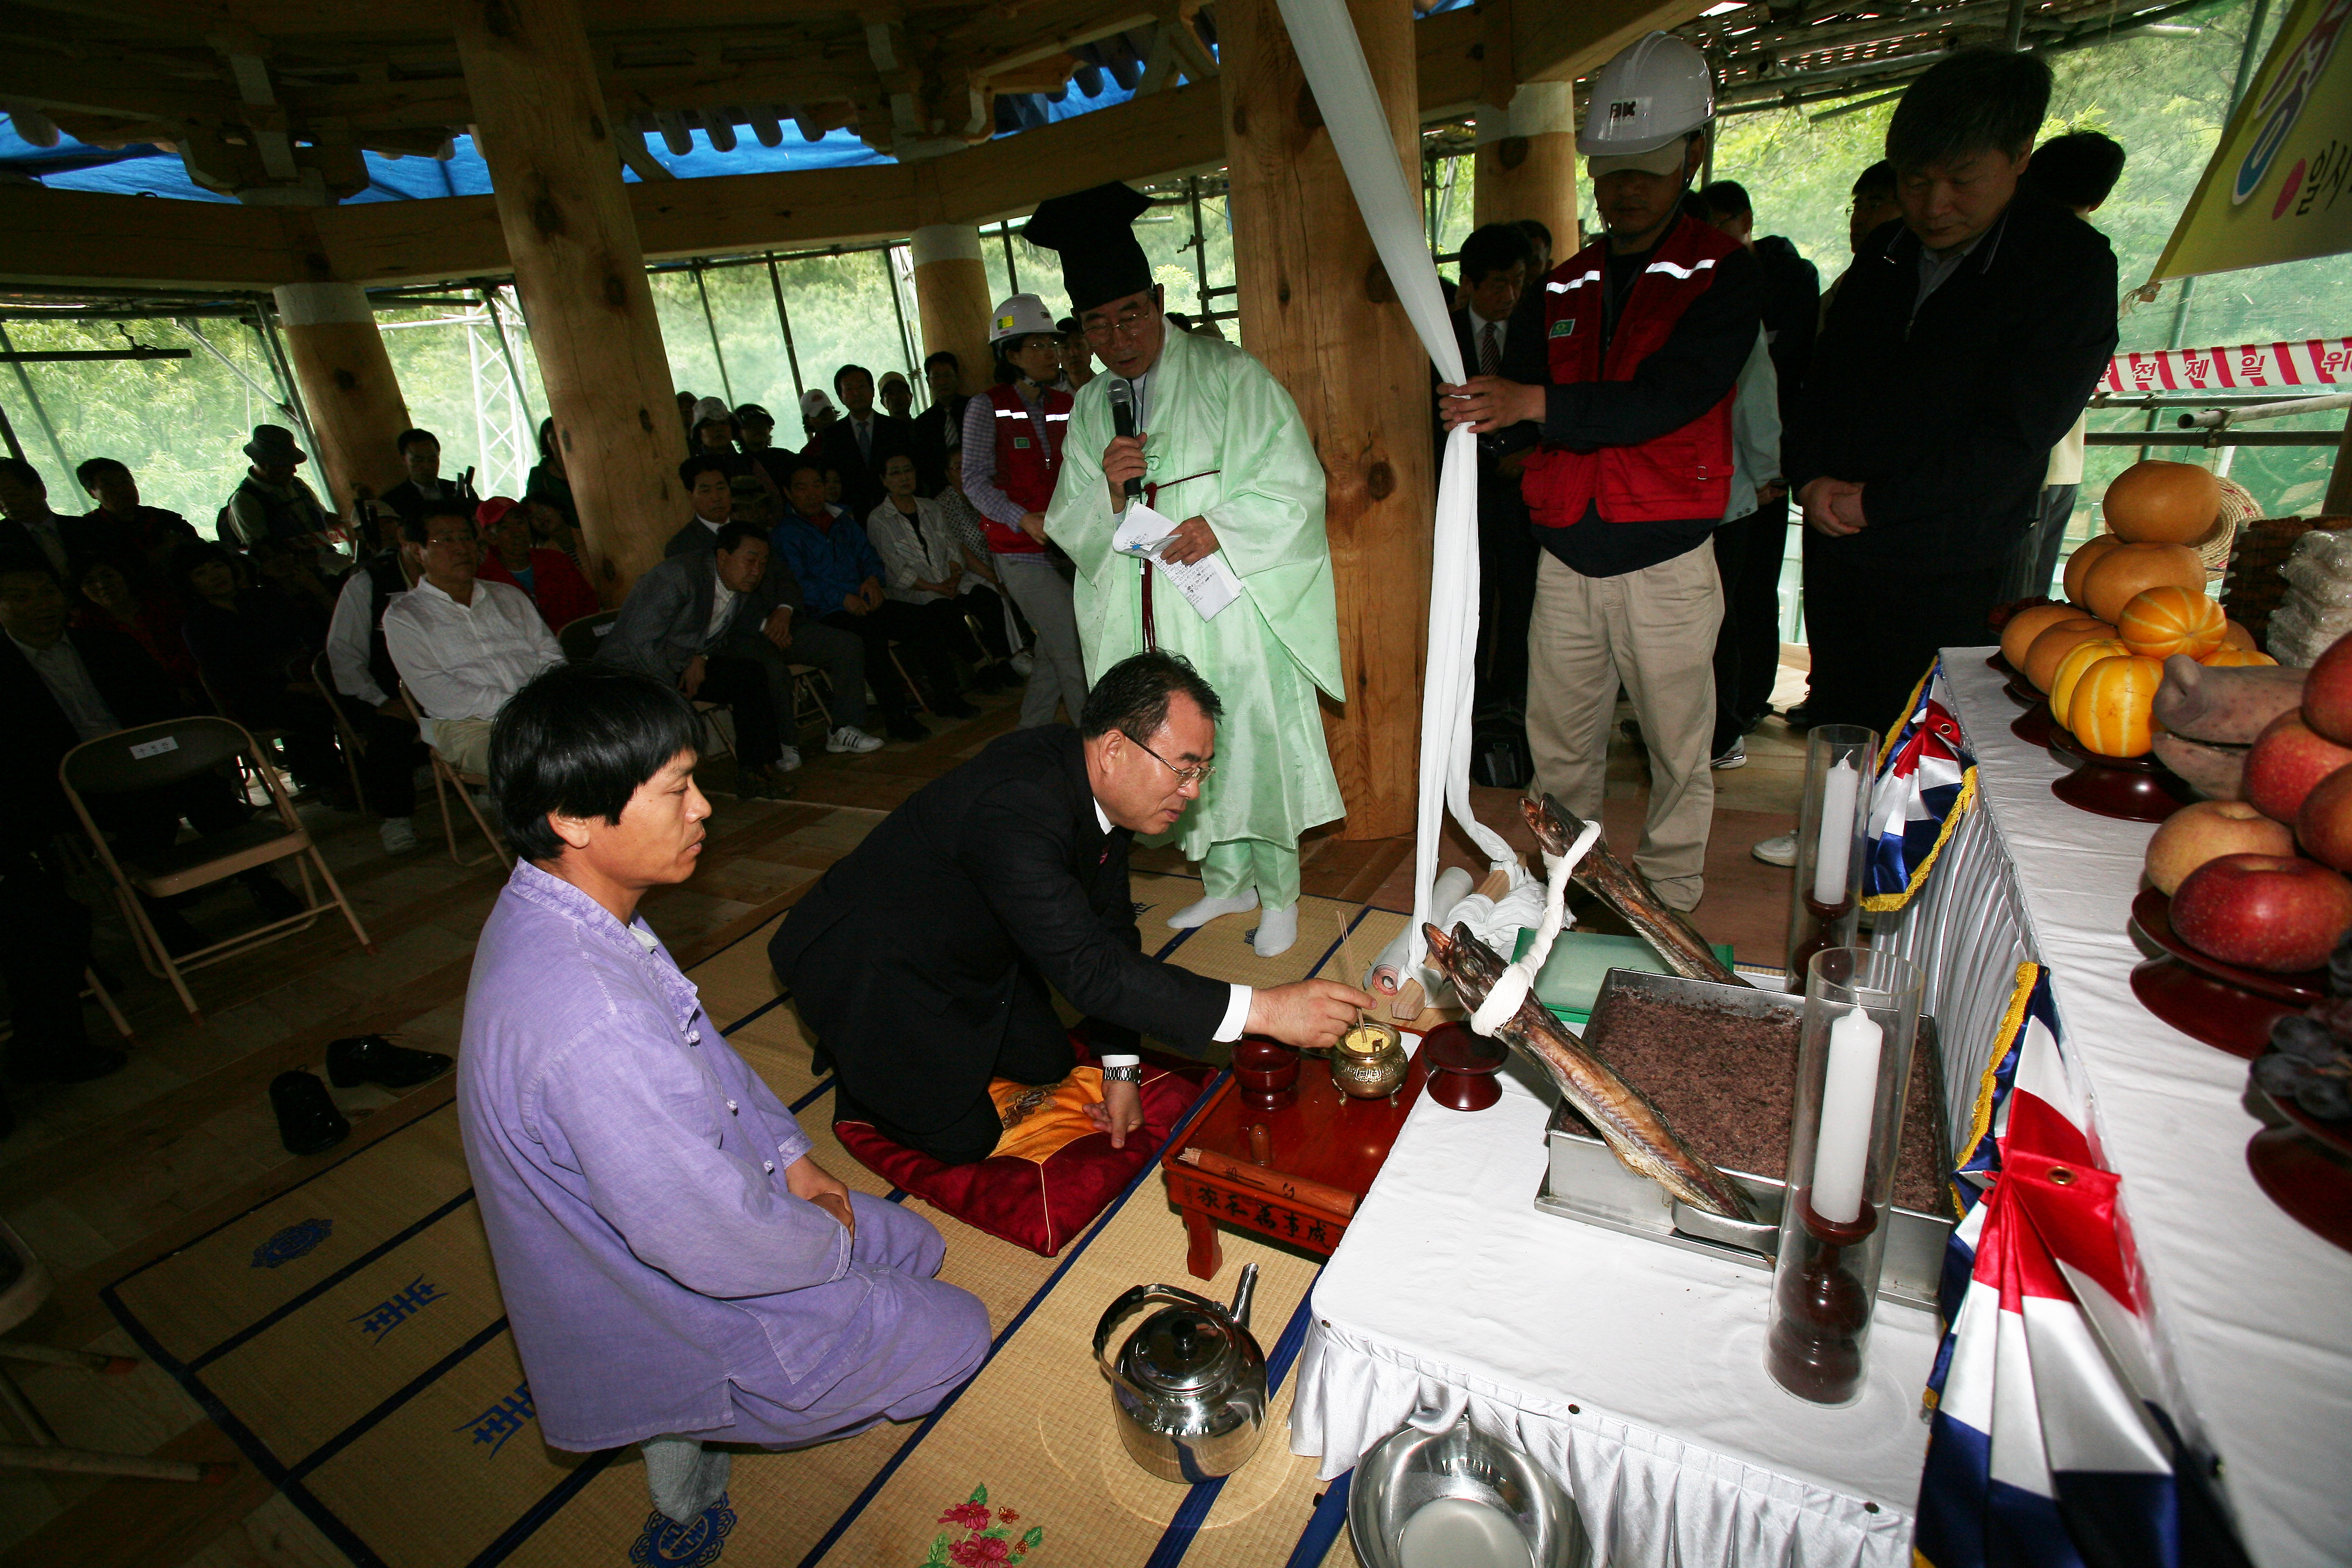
423, 531, 475, 548
1123, 731, 1215, 784
1082, 307, 1156, 345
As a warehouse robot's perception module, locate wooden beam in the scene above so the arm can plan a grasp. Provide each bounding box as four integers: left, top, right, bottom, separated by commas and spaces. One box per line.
931, 76, 1226, 227
1513, 0, 1717, 85
0, 52, 227, 123
0, 183, 307, 289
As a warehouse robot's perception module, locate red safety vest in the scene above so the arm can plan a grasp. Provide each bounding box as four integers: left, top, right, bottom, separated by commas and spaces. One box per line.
982, 383, 1071, 554
1521, 215, 1740, 528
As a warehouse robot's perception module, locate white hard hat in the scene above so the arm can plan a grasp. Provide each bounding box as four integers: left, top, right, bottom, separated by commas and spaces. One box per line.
989, 293, 1059, 345
1577, 31, 1715, 159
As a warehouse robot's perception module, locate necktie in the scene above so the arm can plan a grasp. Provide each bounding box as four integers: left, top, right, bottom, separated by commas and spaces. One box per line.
1480, 322, 1502, 378
857, 420, 871, 463
29, 518, 64, 573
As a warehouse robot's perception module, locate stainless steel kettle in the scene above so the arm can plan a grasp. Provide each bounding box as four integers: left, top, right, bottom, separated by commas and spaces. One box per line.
1093, 1263, 1267, 1483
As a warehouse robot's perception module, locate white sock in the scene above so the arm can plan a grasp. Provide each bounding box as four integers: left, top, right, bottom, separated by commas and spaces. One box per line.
1252, 902, 1299, 958
1168, 886, 1258, 929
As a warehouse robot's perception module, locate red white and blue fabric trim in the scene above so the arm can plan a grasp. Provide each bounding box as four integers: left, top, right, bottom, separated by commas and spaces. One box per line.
1863, 659, 1977, 913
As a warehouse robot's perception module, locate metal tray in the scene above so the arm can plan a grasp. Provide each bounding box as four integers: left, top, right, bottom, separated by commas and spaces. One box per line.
1530, 969, 1956, 1313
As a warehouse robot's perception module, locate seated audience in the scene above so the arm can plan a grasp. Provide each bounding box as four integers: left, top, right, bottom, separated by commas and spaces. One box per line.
666, 459, 881, 757
0, 457, 106, 580
866, 452, 1016, 686
72, 558, 199, 704
325, 529, 430, 853
596, 522, 794, 798
769, 459, 965, 742
474, 496, 599, 634
382, 503, 564, 776
221, 424, 340, 557
735, 402, 795, 495
173, 543, 346, 804
524, 417, 579, 540
771, 652, 1372, 1165
799, 388, 838, 458
678, 397, 776, 498
75, 457, 199, 594
0, 550, 299, 954
379, 429, 480, 529
242, 535, 338, 645
458, 664, 988, 1527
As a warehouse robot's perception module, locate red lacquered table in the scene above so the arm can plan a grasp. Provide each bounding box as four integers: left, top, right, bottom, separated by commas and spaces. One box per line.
1162, 1037, 1430, 1279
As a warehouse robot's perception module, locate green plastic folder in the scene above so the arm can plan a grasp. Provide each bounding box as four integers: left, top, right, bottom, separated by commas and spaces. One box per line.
1508, 928, 1738, 1028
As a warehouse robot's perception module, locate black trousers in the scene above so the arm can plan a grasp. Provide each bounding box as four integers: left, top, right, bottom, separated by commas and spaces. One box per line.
238, 689, 344, 796
1730, 498, 1790, 723
822, 601, 961, 717
693, 654, 782, 768
1803, 544, 2007, 736
0, 850, 93, 1066
916, 587, 1013, 664
1474, 478, 1538, 720
331, 690, 424, 818
851, 1017, 1077, 1167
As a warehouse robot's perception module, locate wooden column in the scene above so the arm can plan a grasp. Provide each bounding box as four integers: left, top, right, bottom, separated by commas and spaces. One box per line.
271, 282, 412, 517
909, 222, 998, 398
1472, 1, 1581, 257
1221, 0, 1431, 841
452, 0, 678, 599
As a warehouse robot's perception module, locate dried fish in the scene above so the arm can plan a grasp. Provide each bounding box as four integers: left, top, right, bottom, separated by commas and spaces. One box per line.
1521, 794, 1745, 988
1424, 920, 1757, 1222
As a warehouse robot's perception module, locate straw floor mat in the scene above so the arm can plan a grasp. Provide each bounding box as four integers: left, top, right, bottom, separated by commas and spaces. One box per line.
100, 868, 1405, 1568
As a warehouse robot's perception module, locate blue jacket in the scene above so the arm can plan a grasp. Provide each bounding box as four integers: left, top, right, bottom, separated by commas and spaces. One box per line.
769, 505, 883, 616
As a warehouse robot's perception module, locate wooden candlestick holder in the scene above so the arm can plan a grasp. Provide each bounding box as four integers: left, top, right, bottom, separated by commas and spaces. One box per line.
1422, 1023, 1508, 1112
1788, 893, 1857, 981
1231, 1037, 1300, 1112
2046, 729, 2191, 823
1766, 1188, 1880, 1405
2010, 701, 2056, 747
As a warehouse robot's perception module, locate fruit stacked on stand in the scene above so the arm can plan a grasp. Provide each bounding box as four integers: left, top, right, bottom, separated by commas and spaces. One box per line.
2244, 934, 2352, 1254
2254, 1009, 2351, 1123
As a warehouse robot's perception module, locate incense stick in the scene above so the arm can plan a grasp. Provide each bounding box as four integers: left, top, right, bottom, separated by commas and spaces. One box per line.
1333, 906, 1369, 1026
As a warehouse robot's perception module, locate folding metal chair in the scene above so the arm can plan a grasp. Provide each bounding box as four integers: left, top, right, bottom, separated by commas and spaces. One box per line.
309, 652, 376, 821
397, 683, 513, 870
59, 716, 375, 1023
556, 609, 619, 664
788, 664, 834, 737
886, 641, 932, 713
0, 968, 135, 1049
0, 1218, 231, 1485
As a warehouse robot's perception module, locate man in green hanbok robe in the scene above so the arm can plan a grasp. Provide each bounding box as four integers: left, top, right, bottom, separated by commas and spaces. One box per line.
1028, 184, 1343, 958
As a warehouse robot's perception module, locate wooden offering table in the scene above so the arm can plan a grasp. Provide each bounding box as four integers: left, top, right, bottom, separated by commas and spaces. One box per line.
1163, 1037, 1430, 1278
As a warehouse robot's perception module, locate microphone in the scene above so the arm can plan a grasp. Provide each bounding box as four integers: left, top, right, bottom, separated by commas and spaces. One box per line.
1107, 379, 1143, 499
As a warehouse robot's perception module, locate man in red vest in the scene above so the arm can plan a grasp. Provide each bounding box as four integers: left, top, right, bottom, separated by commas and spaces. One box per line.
1440, 32, 1761, 912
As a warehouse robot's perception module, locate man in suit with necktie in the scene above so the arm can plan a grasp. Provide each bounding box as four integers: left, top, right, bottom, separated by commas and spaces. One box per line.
768, 651, 1370, 1166
1445, 223, 1542, 751
818, 364, 915, 523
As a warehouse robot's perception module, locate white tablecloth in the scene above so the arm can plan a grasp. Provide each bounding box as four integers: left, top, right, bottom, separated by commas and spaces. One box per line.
1874, 652, 2352, 1568
1290, 1053, 1937, 1568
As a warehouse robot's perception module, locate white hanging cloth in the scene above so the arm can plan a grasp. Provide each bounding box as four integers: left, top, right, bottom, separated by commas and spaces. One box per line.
1271, 0, 1530, 991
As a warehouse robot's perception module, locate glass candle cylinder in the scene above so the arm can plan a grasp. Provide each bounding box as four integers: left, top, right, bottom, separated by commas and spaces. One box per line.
1766, 946, 1924, 1406
1784, 725, 1878, 989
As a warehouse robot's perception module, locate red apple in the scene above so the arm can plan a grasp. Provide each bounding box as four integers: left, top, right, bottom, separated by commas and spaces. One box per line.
2304, 631, 2352, 745
2170, 852, 2352, 972
2297, 764, 2352, 871
2243, 711, 2352, 824
2146, 799, 2296, 894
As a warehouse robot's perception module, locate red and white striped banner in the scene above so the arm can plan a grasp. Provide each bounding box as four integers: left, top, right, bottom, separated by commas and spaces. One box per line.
2103, 337, 2352, 393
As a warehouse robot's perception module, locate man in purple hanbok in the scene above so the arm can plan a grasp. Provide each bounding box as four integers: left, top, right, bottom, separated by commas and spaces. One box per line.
456, 664, 988, 1527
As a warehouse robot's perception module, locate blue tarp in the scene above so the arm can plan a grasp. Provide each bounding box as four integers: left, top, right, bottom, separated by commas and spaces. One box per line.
0, 69, 1138, 205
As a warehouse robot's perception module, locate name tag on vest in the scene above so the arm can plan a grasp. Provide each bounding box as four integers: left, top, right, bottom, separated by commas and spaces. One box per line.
1549, 319, 1576, 338
1013, 437, 1032, 449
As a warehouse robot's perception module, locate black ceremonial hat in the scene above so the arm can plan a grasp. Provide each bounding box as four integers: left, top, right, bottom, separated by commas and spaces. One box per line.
1022, 182, 1156, 316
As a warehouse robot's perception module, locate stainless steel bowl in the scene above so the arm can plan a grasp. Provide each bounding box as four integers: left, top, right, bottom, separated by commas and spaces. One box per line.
1348, 1416, 1590, 1568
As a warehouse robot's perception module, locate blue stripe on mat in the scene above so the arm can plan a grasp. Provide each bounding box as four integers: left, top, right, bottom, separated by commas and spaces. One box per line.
1139, 1289, 1320, 1568
1283, 1469, 1353, 1568
792, 1068, 1231, 1568
718, 988, 793, 1037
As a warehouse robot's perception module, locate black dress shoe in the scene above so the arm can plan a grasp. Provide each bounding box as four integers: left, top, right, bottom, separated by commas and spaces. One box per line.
933, 697, 980, 720
326, 1034, 452, 1090
270, 1070, 349, 1156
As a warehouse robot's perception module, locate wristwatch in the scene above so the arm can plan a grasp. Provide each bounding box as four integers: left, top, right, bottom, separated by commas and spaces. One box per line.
1101, 1063, 1143, 1083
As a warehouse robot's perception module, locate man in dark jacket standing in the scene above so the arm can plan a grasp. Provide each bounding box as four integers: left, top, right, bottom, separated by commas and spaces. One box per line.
769, 653, 1370, 1166
1789, 50, 2118, 734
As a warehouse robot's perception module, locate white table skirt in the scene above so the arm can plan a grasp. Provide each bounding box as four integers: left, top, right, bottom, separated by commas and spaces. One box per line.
1290, 1056, 1935, 1568
1879, 652, 2352, 1567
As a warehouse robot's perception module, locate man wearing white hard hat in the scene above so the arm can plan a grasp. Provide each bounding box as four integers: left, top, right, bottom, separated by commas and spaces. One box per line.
1441, 31, 1762, 913
960, 293, 1090, 729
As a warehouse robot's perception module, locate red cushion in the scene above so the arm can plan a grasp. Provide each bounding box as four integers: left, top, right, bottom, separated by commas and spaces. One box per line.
835, 1046, 1212, 1257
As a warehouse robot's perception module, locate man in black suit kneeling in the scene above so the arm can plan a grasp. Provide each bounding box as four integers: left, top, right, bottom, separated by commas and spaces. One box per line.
770, 651, 1373, 1165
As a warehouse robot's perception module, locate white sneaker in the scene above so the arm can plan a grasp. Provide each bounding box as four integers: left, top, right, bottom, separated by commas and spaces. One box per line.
379, 816, 418, 855
1010, 650, 1035, 677
776, 746, 803, 772
1752, 831, 1798, 867
827, 725, 885, 755
1169, 887, 1257, 929
1252, 902, 1299, 958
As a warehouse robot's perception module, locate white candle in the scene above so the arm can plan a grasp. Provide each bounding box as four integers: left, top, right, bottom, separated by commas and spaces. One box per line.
1809, 1005, 1885, 1226
1811, 759, 1861, 907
